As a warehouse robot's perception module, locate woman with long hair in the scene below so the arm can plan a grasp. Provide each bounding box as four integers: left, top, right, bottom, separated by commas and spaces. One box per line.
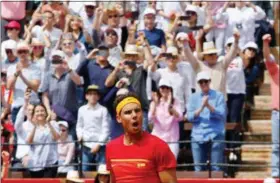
148, 79, 183, 159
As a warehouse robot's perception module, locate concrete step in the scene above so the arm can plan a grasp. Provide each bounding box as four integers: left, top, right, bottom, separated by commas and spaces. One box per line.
263, 70, 271, 84
241, 144, 272, 163
235, 171, 271, 178
238, 161, 271, 172
259, 83, 271, 96
250, 109, 271, 120
243, 132, 271, 142
247, 120, 271, 134
254, 95, 272, 110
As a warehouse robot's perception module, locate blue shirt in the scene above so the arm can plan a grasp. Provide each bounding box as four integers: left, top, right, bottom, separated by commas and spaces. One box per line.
187, 89, 226, 142
77, 59, 114, 97
140, 28, 166, 48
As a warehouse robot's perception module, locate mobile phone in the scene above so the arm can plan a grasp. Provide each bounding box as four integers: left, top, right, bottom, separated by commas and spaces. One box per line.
26, 88, 32, 92
179, 16, 190, 21
52, 59, 63, 64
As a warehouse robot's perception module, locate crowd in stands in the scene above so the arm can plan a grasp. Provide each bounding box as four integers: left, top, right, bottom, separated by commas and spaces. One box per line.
1, 0, 279, 179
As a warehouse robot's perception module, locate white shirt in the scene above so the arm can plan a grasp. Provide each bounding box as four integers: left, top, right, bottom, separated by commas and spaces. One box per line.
177, 61, 196, 90
7, 62, 41, 108
225, 6, 265, 48
32, 25, 63, 48
150, 66, 191, 112
76, 103, 110, 149
226, 56, 246, 94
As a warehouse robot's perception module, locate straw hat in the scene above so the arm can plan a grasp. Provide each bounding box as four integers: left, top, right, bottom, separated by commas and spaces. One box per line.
166, 46, 179, 56
66, 170, 84, 183
97, 164, 110, 175
31, 38, 44, 46
124, 44, 139, 56
202, 42, 219, 55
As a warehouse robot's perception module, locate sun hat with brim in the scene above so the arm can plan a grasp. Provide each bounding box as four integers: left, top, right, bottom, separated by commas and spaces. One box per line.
143, 8, 156, 16
51, 50, 66, 59
158, 78, 172, 88
124, 44, 139, 56
202, 42, 219, 55
16, 42, 30, 51
185, 5, 199, 14
97, 164, 110, 175
84, 1, 97, 7
4, 21, 20, 29
58, 121, 69, 129
31, 38, 45, 46
196, 71, 211, 82
66, 170, 84, 183
86, 84, 100, 93
166, 46, 179, 56
242, 42, 258, 52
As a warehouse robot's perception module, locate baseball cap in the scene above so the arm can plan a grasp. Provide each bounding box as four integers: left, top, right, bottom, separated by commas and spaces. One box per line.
51, 50, 66, 59
84, 1, 96, 6
4, 40, 17, 50
166, 46, 179, 56
143, 8, 156, 16
242, 42, 258, 52
86, 84, 100, 93
196, 71, 211, 82
158, 79, 172, 88
225, 37, 234, 47
58, 121, 69, 128
4, 21, 20, 29
16, 42, 30, 51
185, 5, 198, 14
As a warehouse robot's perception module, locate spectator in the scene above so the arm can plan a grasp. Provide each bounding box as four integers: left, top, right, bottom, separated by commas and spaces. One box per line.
1, 151, 10, 179
1, 40, 18, 71
41, 50, 82, 137
222, 1, 266, 48
7, 42, 41, 123
80, 2, 97, 37
182, 29, 240, 99
76, 85, 110, 171
1, 21, 23, 61
25, 91, 60, 178
94, 164, 110, 183
187, 71, 226, 171
140, 7, 166, 50
262, 34, 279, 178
148, 79, 183, 158
57, 121, 75, 177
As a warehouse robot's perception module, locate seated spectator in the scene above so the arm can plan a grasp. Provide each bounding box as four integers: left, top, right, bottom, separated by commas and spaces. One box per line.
148, 79, 183, 158
1, 40, 18, 70
1, 21, 23, 61
57, 121, 75, 177
94, 164, 110, 183
76, 85, 110, 171
24, 91, 60, 178
139, 7, 166, 50
7, 42, 41, 123
187, 71, 226, 171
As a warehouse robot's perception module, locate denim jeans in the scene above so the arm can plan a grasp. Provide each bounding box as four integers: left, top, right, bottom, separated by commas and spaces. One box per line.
191, 134, 225, 171
271, 110, 279, 177
227, 94, 245, 123
82, 145, 105, 171
11, 107, 21, 124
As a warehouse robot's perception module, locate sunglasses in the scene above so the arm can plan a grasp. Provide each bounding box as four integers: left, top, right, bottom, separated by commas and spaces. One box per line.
52, 59, 63, 64
205, 53, 217, 57
17, 50, 28, 54
85, 5, 95, 9
63, 42, 73, 46
247, 47, 257, 52
186, 11, 196, 16
106, 32, 117, 37
165, 54, 176, 60
60, 129, 67, 132
33, 46, 44, 50
7, 28, 19, 31
5, 49, 13, 54
198, 80, 209, 84
160, 86, 170, 90
108, 15, 118, 19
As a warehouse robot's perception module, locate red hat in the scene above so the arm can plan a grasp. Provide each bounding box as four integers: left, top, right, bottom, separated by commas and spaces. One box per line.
4, 21, 20, 30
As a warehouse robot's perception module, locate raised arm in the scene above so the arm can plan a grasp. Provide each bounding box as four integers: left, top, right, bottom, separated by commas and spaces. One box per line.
262, 34, 272, 61
223, 29, 240, 69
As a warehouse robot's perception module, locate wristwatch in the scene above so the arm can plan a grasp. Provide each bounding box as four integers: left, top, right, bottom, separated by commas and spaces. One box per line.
14, 72, 19, 77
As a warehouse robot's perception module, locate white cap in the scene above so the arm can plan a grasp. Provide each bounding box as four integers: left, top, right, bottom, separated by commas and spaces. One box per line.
66, 170, 84, 183
242, 41, 258, 52
196, 71, 211, 82
176, 32, 188, 41
185, 5, 198, 14
143, 7, 156, 16
225, 37, 234, 47
263, 178, 276, 183
16, 42, 30, 51
97, 164, 110, 175
84, 1, 96, 6
166, 46, 179, 56
4, 40, 17, 50
158, 78, 172, 88
51, 50, 66, 59
58, 121, 68, 128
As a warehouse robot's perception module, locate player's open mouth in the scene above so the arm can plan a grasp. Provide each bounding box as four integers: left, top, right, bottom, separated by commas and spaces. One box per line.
132, 122, 139, 127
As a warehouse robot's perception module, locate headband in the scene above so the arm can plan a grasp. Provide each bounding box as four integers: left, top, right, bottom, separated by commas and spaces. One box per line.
116, 97, 141, 115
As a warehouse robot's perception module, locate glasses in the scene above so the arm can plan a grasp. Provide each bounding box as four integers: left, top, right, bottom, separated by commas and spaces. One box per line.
165, 54, 176, 60
205, 53, 217, 57
5, 49, 13, 54
7, 28, 19, 31
108, 15, 118, 19
186, 11, 196, 16
33, 46, 44, 50
247, 48, 257, 52
160, 86, 170, 90
198, 80, 209, 84
85, 5, 95, 9
60, 129, 67, 132
63, 42, 73, 46
17, 50, 28, 54
106, 32, 117, 37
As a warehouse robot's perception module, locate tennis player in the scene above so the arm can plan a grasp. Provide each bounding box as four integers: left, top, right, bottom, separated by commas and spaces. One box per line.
106, 93, 177, 183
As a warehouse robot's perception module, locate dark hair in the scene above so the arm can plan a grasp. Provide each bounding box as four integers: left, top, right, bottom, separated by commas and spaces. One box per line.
157, 87, 175, 115
94, 174, 110, 183
113, 92, 141, 113
31, 48, 45, 61
32, 103, 48, 118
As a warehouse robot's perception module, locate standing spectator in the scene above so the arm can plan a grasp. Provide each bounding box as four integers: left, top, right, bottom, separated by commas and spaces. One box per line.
222, 1, 266, 48
7, 42, 41, 123
57, 121, 75, 177
80, 2, 97, 37
76, 85, 110, 171
148, 79, 183, 158
1, 1, 26, 40
140, 7, 166, 50
1, 40, 18, 71
1, 21, 23, 61
187, 71, 226, 171
262, 34, 279, 178
24, 91, 60, 178
1, 151, 10, 179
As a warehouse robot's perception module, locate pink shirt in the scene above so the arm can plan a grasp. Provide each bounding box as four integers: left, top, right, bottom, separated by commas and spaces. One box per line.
1, 1, 26, 20
208, 2, 226, 29
148, 99, 183, 142
265, 57, 279, 110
